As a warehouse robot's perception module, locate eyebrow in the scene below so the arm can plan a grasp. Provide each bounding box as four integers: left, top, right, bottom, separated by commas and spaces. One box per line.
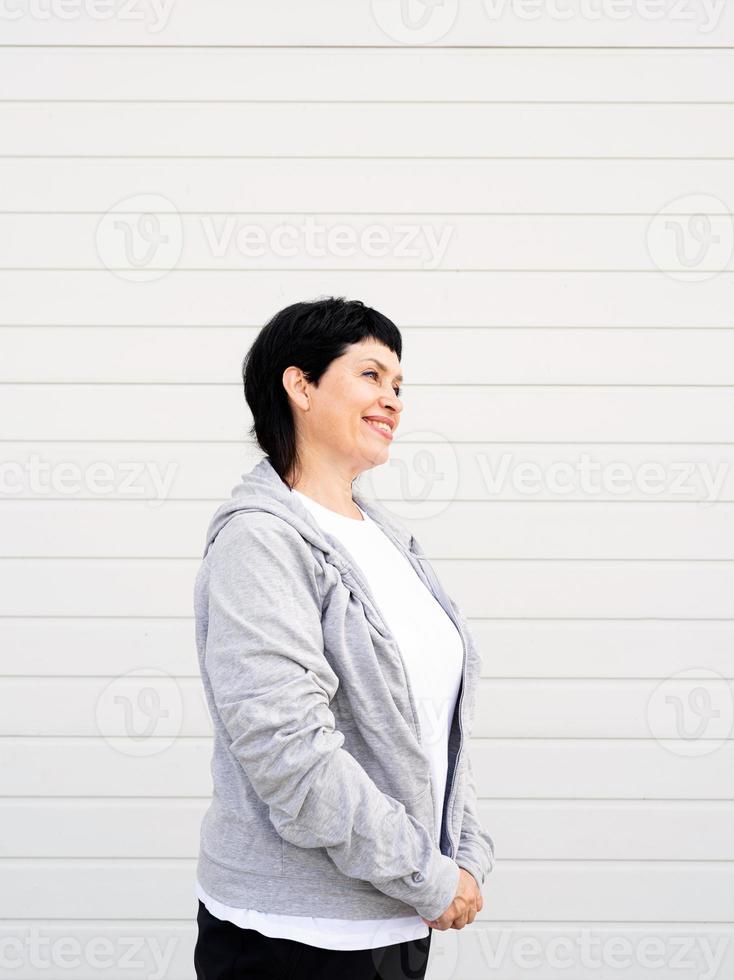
358, 358, 404, 384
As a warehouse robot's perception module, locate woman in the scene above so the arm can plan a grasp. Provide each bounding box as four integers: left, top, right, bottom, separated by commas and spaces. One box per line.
193, 297, 495, 979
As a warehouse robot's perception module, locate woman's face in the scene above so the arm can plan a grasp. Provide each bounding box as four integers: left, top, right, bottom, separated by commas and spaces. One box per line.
294, 339, 404, 475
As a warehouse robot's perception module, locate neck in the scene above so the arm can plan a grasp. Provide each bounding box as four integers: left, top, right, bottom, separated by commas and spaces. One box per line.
285, 452, 363, 520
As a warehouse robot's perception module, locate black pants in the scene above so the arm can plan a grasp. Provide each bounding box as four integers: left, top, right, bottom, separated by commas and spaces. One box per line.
194, 899, 433, 980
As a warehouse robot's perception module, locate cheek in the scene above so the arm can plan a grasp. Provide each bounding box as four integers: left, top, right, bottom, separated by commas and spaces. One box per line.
332, 411, 363, 443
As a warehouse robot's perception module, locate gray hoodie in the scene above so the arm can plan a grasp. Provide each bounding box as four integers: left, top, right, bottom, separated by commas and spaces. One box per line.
194, 455, 495, 922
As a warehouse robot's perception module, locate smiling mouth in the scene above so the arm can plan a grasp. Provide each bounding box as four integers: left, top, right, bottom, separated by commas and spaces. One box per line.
362, 418, 393, 440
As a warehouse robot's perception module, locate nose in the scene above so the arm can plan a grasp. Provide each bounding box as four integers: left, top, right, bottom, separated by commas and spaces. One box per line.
378, 389, 402, 418
379, 381, 402, 411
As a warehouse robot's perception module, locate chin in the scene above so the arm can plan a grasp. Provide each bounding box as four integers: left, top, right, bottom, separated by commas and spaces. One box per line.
358, 448, 389, 470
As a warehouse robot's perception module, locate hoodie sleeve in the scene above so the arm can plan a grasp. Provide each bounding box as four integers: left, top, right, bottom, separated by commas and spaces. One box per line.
202, 510, 460, 922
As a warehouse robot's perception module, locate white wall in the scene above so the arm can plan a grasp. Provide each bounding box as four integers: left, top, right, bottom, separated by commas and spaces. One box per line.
1, 6, 734, 978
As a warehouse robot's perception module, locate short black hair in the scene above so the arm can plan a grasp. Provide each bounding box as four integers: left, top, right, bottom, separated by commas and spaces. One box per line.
242, 296, 402, 487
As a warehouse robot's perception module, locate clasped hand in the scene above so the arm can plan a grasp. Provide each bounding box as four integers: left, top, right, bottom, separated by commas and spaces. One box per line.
420, 868, 483, 931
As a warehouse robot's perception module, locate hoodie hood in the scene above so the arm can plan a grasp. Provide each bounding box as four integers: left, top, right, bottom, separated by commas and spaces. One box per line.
202, 455, 415, 571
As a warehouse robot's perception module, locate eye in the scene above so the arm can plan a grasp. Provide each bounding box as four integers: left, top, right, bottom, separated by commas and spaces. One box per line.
363, 370, 402, 398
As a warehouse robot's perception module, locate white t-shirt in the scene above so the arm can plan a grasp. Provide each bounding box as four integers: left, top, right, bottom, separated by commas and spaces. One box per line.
196, 488, 464, 950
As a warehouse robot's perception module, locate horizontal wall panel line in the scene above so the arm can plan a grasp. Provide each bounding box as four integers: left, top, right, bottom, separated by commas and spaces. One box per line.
0, 613, 734, 620
4, 270, 726, 276
1, 42, 734, 48
3, 43, 734, 48
5, 557, 734, 563
5, 674, 732, 681
0, 735, 725, 742
3, 44, 734, 49
9, 498, 734, 505
5, 268, 734, 274
2, 918, 731, 926
0, 918, 724, 927
5, 615, 734, 620
7, 855, 734, 864
1, 214, 731, 219
4, 154, 734, 161
4, 614, 734, 621
3, 795, 732, 803
6, 381, 734, 386
6, 796, 734, 805
2, 857, 730, 866
2, 439, 734, 445
5, 100, 734, 106
1, 736, 728, 741
4, 440, 734, 446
